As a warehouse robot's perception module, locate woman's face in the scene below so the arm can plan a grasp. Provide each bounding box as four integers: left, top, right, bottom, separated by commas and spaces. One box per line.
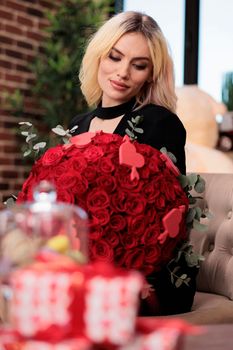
98, 32, 153, 107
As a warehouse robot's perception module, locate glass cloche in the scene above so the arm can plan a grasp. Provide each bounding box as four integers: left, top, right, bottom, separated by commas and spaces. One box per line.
0, 180, 89, 324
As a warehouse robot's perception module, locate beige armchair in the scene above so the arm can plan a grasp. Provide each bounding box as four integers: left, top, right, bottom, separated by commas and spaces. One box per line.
174, 173, 233, 324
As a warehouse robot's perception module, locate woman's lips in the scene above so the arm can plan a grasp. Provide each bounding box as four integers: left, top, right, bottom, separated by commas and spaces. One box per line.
110, 80, 129, 91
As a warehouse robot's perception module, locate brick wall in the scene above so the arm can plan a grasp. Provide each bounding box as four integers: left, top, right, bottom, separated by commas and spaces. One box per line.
0, 0, 57, 203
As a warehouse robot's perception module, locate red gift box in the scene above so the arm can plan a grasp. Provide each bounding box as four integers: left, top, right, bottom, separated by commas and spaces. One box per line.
9, 257, 143, 346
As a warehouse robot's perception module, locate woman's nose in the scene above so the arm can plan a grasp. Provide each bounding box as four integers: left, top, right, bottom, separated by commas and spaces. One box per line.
117, 62, 130, 79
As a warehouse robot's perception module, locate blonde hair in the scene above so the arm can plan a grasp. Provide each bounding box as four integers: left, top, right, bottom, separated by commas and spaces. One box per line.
79, 11, 177, 113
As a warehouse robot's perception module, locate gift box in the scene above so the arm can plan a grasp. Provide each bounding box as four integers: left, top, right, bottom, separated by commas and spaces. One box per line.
9, 257, 143, 346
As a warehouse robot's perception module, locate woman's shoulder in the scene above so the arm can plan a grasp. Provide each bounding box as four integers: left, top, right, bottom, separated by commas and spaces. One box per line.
136, 103, 184, 125
69, 110, 93, 130
135, 103, 186, 136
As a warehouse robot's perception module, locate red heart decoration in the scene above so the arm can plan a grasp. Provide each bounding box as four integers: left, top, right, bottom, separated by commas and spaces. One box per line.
119, 140, 145, 168
70, 132, 96, 148
158, 206, 185, 244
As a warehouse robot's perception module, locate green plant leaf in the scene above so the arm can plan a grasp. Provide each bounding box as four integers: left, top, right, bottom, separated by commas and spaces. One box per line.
23, 149, 32, 157
178, 174, 189, 188
52, 125, 67, 136
186, 208, 196, 223
194, 176, 206, 193
187, 173, 198, 186
193, 218, 208, 231
134, 127, 144, 133
33, 142, 47, 150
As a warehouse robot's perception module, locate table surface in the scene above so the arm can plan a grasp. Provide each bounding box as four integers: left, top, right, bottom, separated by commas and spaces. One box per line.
183, 324, 233, 350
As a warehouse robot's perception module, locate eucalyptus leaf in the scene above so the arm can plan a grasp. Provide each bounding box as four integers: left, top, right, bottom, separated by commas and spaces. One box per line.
193, 219, 208, 232
178, 174, 189, 188
21, 131, 29, 136
194, 206, 202, 220
188, 197, 197, 205
167, 151, 177, 163
134, 115, 143, 124
70, 125, 78, 133
125, 128, 135, 138
175, 278, 183, 288
184, 277, 191, 286
4, 197, 16, 208
160, 147, 168, 154
23, 149, 32, 157
187, 173, 198, 186
203, 210, 213, 219
52, 125, 67, 136
134, 127, 144, 133
26, 133, 37, 142
186, 208, 196, 223
194, 177, 206, 193
33, 142, 47, 150
18, 121, 32, 126
127, 120, 134, 129
172, 266, 180, 274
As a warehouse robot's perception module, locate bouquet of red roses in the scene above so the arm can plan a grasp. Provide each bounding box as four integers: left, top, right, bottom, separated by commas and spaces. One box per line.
17, 131, 189, 277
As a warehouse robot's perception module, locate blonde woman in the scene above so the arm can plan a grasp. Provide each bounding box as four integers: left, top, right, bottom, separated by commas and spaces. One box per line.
69, 11, 197, 315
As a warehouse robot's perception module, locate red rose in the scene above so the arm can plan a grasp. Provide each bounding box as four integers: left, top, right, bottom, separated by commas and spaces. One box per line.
94, 132, 119, 144
41, 146, 64, 166
135, 143, 154, 157
56, 189, 75, 204
127, 215, 146, 236
84, 145, 104, 162
143, 180, 160, 203
72, 177, 88, 195
70, 156, 87, 172
92, 208, 110, 226
116, 172, 142, 192
56, 173, 78, 190
90, 239, 114, 262
109, 214, 126, 232
82, 166, 97, 183
52, 163, 68, 178
140, 166, 150, 179
87, 189, 109, 212
65, 144, 82, 158
120, 233, 138, 249
98, 157, 115, 173
144, 245, 161, 264
142, 225, 160, 245
148, 154, 163, 173
88, 224, 104, 240
125, 193, 146, 215
96, 175, 116, 193
111, 191, 128, 212
124, 248, 145, 270
104, 231, 120, 248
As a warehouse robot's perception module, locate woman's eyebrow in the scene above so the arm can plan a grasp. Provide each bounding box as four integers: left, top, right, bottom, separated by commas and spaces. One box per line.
111, 47, 150, 61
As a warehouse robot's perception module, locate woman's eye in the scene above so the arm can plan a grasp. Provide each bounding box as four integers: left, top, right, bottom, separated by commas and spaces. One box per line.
133, 64, 147, 70
109, 54, 121, 62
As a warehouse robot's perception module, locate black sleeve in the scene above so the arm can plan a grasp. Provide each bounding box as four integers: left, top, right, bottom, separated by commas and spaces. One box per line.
133, 105, 186, 175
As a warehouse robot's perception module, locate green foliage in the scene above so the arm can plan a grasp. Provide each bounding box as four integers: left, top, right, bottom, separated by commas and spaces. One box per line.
9, 0, 112, 128
125, 115, 144, 140
32, 0, 112, 128
18, 122, 77, 159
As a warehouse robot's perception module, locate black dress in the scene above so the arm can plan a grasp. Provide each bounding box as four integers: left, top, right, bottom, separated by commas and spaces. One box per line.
69, 99, 198, 316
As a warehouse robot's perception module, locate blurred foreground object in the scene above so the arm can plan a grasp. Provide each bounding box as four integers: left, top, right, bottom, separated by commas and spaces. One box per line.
176, 85, 233, 173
